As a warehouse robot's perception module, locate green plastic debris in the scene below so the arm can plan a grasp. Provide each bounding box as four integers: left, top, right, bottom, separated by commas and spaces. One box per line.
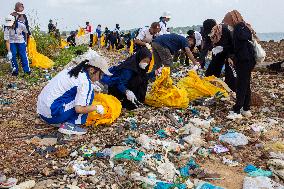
114, 149, 145, 161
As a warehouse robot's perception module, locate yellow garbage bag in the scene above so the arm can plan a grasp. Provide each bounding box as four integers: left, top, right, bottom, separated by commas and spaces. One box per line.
147, 54, 155, 73
86, 93, 122, 126
177, 70, 229, 102
100, 35, 105, 47
129, 40, 134, 55
77, 28, 85, 37
60, 38, 68, 49
145, 67, 189, 108
93, 35, 98, 46
27, 37, 54, 69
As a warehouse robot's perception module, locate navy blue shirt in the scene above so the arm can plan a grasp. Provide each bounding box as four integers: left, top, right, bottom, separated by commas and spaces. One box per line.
154, 33, 189, 54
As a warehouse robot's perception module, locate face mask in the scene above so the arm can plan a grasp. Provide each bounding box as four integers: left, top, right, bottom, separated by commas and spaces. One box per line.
139, 62, 148, 69
228, 25, 234, 31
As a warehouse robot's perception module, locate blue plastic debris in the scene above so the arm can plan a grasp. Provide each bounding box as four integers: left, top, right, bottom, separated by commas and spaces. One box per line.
212, 127, 222, 133
244, 164, 272, 177
152, 154, 162, 161
130, 119, 138, 130
157, 130, 168, 138
179, 158, 199, 177
123, 136, 136, 145
189, 108, 200, 116
154, 182, 187, 189
196, 182, 224, 189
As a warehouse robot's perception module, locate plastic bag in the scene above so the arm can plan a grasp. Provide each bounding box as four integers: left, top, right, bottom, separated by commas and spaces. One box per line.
27, 37, 54, 69
177, 70, 229, 102
100, 35, 105, 47
147, 54, 155, 73
243, 176, 283, 189
249, 39, 266, 64
145, 67, 189, 108
76, 28, 85, 37
219, 131, 248, 146
86, 93, 122, 126
60, 39, 68, 49
129, 39, 134, 55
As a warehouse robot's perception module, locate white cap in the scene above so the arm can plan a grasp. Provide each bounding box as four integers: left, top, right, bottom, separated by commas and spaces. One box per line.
84, 49, 113, 76
4, 15, 15, 27
162, 11, 171, 19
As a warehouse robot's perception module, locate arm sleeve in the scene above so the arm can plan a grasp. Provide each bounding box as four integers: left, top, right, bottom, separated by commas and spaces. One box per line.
4, 28, 10, 41
235, 25, 252, 41
75, 81, 92, 106
181, 37, 190, 49
147, 71, 156, 80
116, 69, 133, 94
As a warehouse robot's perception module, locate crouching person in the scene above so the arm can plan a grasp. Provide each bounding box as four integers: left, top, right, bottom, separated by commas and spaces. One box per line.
37, 56, 112, 135
101, 47, 160, 110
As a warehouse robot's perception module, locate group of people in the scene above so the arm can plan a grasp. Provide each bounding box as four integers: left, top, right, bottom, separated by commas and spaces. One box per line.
2, 3, 258, 135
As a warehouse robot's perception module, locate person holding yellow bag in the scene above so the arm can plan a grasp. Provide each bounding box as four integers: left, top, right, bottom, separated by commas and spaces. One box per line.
37, 50, 112, 135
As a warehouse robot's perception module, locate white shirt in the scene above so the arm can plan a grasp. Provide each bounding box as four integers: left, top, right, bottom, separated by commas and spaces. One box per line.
4, 22, 28, 43
159, 21, 169, 35
136, 27, 158, 43
37, 68, 94, 121
194, 31, 203, 47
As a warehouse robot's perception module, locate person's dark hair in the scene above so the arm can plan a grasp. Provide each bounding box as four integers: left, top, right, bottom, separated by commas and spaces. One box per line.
98, 24, 101, 27
68, 60, 100, 78
86, 22, 89, 25
187, 30, 195, 37
202, 19, 217, 37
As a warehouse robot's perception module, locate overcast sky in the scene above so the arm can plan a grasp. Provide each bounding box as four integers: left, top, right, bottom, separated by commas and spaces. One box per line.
0, 0, 283, 33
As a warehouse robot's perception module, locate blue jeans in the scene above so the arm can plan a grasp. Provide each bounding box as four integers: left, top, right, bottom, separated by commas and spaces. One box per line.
10, 43, 30, 74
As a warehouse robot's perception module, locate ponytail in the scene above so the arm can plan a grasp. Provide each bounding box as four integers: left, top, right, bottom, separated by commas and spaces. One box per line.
68, 60, 89, 78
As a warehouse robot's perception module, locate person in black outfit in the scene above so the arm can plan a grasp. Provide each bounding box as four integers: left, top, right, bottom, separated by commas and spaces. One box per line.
101, 48, 158, 110
203, 20, 236, 92
48, 20, 56, 34
67, 31, 76, 46
223, 10, 257, 119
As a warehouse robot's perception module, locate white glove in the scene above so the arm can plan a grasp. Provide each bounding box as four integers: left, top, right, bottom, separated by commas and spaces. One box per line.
212, 46, 223, 56
126, 90, 137, 104
145, 43, 152, 50
7, 52, 12, 61
96, 105, 105, 115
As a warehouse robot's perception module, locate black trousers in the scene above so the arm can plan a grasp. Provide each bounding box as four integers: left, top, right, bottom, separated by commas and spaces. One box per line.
233, 59, 255, 113
89, 34, 93, 47
205, 54, 236, 92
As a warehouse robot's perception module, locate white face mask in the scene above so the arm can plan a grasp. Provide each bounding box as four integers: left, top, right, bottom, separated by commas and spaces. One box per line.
139, 62, 149, 69
228, 25, 234, 31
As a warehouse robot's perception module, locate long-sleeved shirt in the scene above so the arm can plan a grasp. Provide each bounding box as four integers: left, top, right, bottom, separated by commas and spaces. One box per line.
101, 67, 155, 94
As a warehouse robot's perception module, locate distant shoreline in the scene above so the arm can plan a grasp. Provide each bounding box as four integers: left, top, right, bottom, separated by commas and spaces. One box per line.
257, 32, 284, 42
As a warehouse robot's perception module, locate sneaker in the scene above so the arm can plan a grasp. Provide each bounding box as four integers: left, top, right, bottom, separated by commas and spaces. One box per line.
226, 111, 243, 120
241, 110, 252, 118
58, 122, 87, 135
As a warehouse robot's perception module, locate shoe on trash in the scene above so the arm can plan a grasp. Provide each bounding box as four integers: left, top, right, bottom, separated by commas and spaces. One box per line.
241, 110, 252, 118
58, 122, 87, 135
226, 111, 243, 120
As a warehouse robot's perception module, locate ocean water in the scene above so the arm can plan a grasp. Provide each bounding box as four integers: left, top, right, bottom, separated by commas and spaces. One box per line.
257, 33, 284, 42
